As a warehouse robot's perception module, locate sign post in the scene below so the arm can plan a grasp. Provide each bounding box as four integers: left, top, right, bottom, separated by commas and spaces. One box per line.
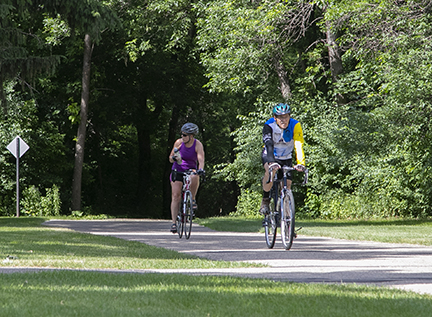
6, 136, 29, 217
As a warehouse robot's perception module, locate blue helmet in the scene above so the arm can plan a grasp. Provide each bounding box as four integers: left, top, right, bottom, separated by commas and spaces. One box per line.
272, 103, 291, 116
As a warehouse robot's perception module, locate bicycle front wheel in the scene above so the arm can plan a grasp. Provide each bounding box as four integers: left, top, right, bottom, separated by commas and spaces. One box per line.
184, 191, 193, 239
281, 190, 295, 250
176, 201, 184, 238
264, 197, 277, 248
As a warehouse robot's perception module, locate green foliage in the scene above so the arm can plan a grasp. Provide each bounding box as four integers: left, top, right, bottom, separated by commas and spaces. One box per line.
3, 0, 432, 220
42, 13, 71, 46
21, 184, 61, 217
0, 83, 68, 216
213, 100, 270, 191
300, 94, 432, 219
231, 188, 261, 219
196, 0, 310, 98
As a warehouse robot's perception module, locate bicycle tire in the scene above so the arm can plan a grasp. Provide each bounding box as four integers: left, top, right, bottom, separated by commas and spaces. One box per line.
184, 191, 193, 239
264, 197, 277, 248
176, 201, 184, 238
281, 190, 295, 250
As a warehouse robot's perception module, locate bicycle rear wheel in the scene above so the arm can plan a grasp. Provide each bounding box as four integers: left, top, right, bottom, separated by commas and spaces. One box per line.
184, 191, 193, 239
176, 201, 184, 238
281, 190, 295, 250
264, 197, 277, 248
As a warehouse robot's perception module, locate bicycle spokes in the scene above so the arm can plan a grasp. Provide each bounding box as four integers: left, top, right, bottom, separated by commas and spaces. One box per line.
281, 191, 295, 250
184, 191, 193, 239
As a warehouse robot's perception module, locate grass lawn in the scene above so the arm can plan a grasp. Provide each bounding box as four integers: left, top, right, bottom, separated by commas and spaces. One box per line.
1, 271, 432, 317
196, 217, 432, 246
1, 216, 432, 316
0, 217, 252, 270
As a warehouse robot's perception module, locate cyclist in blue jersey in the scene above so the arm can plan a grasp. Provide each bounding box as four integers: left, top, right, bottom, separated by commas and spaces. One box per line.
260, 103, 306, 214
169, 123, 205, 233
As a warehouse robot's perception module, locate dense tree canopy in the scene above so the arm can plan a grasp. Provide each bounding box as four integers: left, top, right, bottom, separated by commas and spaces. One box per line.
1, 0, 432, 219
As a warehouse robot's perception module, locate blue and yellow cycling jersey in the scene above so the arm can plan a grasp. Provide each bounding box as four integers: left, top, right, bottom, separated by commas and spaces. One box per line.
262, 117, 305, 166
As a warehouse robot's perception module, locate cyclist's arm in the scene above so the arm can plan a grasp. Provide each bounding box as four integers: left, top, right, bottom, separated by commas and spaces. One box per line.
195, 140, 205, 170
169, 139, 182, 163
263, 124, 276, 162
293, 122, 305, 166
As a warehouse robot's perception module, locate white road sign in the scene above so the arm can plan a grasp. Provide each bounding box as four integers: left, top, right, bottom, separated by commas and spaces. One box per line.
7, 136, 29, 158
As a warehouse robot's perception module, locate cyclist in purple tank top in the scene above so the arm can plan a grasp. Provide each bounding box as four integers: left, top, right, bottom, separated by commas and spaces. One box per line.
168, 123, 205, 233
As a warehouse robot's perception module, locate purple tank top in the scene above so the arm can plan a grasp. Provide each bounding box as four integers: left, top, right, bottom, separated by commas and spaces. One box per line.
172, 139, 197, 172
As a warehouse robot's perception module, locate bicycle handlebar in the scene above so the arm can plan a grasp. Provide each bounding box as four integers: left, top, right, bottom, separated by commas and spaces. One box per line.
266, 165, 308, 186
178, 169, 206, 182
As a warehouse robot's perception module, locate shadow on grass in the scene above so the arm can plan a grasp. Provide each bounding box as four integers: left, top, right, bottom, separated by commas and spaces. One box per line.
0, 217, 48, 227
0, 227, 195, 260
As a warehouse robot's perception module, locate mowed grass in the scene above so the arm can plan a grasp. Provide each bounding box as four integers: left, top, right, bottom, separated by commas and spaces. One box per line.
1, 271, 432, 317
197, 217, 432, 246
0, 217, 252, 269
1, 216, 432, 316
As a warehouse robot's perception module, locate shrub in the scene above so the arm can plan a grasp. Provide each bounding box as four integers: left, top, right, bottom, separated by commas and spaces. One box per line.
21, 184, 61, 216
230, 188, 261, 218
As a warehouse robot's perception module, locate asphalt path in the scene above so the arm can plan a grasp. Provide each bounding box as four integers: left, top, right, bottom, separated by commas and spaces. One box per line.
11, 219, 432, 295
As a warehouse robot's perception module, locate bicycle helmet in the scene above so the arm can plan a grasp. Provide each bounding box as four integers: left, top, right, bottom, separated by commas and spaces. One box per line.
272, 103, 291, 116
181, 123, 199, 135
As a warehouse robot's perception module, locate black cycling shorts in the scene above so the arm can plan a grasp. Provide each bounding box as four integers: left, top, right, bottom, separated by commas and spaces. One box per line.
170, 170, 185, 182
261, 150, 293, 181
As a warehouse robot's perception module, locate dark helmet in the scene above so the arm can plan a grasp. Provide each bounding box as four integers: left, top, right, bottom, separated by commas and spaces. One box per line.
181, 123, 199, 135
272, 103, 291, 116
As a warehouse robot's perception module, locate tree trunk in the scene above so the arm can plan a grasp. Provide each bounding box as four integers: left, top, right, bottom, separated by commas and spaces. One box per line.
163, 103, 180, 218
72, 33, 93, 211
274, 56, 292, 100
325, 21, 346, 104
137, 120, 151, 214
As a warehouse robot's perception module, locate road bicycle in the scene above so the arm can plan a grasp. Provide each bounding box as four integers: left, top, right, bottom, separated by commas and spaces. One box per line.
263, 165, 308, 250
175, 169, 204, 239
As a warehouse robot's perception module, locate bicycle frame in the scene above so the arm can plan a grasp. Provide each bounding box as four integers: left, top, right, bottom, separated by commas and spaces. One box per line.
176, 170, 195, 239
264, 165, 308, 250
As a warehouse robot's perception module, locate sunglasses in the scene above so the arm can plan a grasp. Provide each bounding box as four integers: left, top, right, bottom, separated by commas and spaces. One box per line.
181, 133, 188, 137
275, 115, 290, 121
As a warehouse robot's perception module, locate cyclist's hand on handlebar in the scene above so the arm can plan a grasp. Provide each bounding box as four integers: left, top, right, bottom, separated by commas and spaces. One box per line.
268, 162, 281, 171
197, 169, 205, 176
294, 164, 306, 172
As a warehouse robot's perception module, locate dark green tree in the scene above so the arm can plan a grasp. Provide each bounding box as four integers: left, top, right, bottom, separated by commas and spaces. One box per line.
0, 0, 60, 115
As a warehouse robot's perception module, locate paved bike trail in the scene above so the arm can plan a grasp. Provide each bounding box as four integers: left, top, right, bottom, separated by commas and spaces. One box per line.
12, 219, 432, 295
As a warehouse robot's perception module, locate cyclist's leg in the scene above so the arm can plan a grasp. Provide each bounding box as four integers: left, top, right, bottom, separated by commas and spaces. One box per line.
264, 184, 278, 248
286, 179, 292, 190
189, 173, 200, 209
259, 162, 272, 214
282, 159, 293, 189
260, 151, 273, 214
262, 163, 273, 192
170, 173, 183, 227
261, 149, 274, 192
